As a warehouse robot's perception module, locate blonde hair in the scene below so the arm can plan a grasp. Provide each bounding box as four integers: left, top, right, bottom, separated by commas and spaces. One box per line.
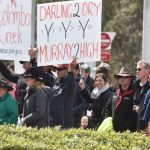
33, 80, 44, 90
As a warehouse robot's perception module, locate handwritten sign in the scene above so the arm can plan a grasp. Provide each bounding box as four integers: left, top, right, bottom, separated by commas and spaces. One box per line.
0, 0, 35, 61
37, 0, 102, 66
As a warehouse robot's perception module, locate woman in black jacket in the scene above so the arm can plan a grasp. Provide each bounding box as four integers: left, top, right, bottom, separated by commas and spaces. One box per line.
21, 68, 50, 129
80, 73, 113, 128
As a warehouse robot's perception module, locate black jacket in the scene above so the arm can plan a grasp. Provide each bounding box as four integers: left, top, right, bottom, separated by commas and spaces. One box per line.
105, 84, 137, 132
73, 75, 87, 128
23, 87, 49, 128
49, 72, 75, 128
85, 75, 94, 92
133, 80, 150, 130
81, 87, 113, 127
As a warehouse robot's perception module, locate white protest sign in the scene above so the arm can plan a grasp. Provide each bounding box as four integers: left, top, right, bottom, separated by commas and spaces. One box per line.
14, 61, 24, 74
37, 0, 102, 66
0, 0, 35, 61
142, 0, 150, 62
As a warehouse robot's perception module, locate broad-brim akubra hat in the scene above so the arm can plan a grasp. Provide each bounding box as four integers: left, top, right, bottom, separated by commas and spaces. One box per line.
0, 78, 13, 91
23, 68, 43, 81
114, 67, 133, 79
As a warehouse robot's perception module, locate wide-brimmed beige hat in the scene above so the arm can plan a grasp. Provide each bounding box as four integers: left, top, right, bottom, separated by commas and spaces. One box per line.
114, 67, 133, 79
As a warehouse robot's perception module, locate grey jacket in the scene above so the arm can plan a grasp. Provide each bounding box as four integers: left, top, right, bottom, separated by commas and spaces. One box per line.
23, 87, 49, 128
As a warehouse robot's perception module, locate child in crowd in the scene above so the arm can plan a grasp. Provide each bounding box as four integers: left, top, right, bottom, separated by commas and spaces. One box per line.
80, 116, 95, 130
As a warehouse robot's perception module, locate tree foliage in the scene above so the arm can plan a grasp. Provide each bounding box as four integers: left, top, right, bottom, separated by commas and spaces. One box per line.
102, 0, 143, 72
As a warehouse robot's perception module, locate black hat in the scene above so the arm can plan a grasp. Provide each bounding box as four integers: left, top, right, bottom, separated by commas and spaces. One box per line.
19, 61, 29, 64
0, 78, 13, 91
23, 68, 43, 81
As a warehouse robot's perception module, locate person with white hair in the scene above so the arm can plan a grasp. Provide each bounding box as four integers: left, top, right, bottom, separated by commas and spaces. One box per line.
133, 60, 150, 131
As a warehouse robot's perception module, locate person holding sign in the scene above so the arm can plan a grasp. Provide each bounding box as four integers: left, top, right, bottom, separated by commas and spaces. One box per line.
0, 49, 36, 114
49, 57, 76, 129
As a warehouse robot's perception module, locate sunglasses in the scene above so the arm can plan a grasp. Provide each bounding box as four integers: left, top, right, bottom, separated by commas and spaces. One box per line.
118, 76, 131, 79
135, 68, 142, 71
56, 68, 66, 71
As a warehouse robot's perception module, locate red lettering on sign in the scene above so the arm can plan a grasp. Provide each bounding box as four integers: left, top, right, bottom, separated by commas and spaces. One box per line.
82, 2, 101, 17
39, 42, 101, 64
0, 4, 31, 26
0, 26, 22, 45
39, 4, 73, 21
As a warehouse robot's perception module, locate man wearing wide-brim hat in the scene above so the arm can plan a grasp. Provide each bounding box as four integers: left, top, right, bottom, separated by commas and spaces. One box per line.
0, 78, 18, 125
105, 67, 137, 132
114, 67, 133, 79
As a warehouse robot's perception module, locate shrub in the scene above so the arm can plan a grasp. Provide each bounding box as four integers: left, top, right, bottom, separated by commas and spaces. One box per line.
0, 125, 150, 150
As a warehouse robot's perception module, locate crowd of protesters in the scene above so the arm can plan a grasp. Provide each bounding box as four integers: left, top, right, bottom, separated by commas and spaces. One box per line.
0, 49, 150, 136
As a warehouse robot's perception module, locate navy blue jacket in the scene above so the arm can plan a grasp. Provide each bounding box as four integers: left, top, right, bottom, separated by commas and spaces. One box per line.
49, 72, 75, 128
143, 90, 150, 125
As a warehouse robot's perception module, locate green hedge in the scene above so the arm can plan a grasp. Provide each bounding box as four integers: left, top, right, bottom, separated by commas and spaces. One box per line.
0, 125, 150, 150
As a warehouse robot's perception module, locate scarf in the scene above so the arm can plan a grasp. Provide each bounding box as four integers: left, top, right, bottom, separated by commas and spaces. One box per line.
115, 89, 133, 111
91, 83, 110, 99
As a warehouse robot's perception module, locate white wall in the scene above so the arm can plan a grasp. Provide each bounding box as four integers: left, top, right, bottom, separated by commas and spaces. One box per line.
142, 0, 150, 62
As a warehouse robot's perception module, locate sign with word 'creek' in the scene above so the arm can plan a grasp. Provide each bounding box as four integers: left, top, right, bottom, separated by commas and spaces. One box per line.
37, 0, 102, 66
0, 0, 34, 61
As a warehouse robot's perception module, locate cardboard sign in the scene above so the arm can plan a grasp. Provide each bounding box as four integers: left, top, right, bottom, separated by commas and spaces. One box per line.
37, 0, 102, 66
0, 0, 35, 61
